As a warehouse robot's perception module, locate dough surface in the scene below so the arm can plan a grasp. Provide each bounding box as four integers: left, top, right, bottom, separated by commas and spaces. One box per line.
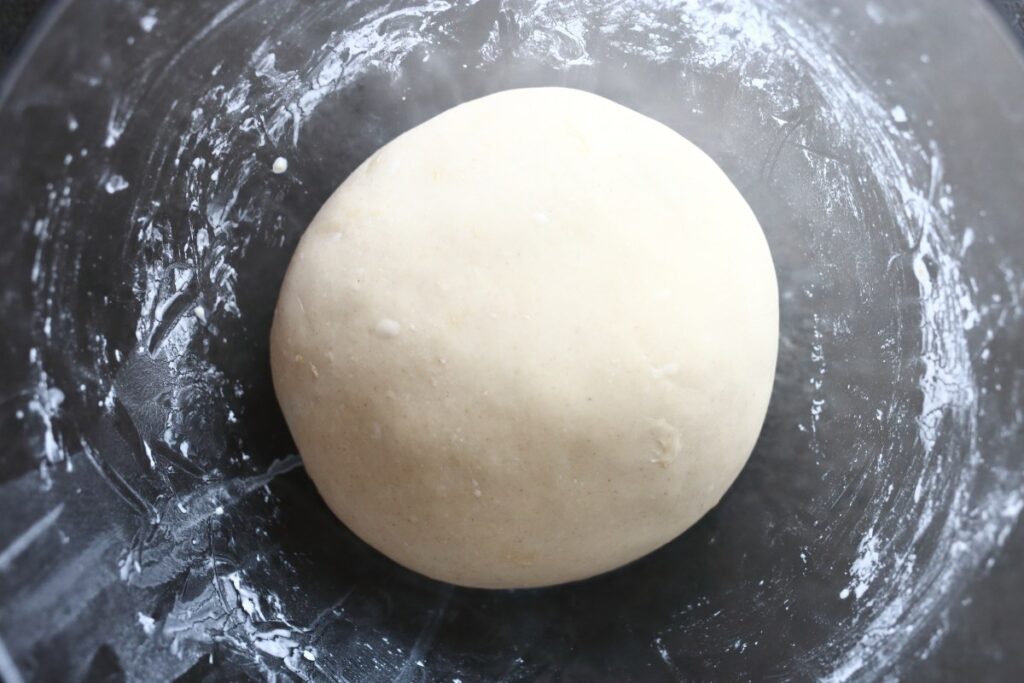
271, 87, 778, 589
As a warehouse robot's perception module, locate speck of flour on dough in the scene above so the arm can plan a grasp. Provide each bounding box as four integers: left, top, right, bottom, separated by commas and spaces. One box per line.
374, 318, 401, 338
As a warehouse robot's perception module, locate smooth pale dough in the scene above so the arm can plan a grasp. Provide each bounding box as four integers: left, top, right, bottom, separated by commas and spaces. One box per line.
271, 87, 778, 589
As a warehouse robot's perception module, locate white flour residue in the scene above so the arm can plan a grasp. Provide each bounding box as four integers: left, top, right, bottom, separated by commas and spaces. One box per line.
163, 569, 318, 679
807, 313, 826, 442
841, 528, 880, 600
104, 96, 134, 148
103, 173, 129, 194
672, 0, 776, 68
252, 0, 457, 147
764, 4, 1018, 679
23, 349, 66, 487
586, 0, 776, 69
21, 169, 78, 482
137, 612, 156, 635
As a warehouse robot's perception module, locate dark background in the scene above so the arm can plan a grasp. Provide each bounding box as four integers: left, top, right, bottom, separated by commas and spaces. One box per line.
1, 0, 1022, 680
0, 0, 46, 64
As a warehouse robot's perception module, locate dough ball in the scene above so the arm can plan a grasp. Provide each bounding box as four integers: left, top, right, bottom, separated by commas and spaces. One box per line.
270, 87, 778, 589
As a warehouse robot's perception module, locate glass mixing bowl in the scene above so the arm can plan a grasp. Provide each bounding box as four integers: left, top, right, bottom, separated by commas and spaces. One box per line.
1, 0, 1022, 680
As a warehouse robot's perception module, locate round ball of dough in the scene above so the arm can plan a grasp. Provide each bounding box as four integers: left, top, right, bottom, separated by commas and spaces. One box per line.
271, 87, 778, 589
